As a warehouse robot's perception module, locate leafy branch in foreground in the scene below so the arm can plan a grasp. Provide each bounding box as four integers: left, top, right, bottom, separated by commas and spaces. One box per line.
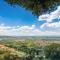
5, 0, 60, 16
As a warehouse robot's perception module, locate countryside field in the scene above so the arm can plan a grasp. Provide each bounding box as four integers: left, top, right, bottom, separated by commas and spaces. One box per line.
0, 36, 60, 60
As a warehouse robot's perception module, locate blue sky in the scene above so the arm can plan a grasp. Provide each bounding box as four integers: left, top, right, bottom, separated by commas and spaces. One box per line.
0, 0, 38, 26
0, 0, 60, 36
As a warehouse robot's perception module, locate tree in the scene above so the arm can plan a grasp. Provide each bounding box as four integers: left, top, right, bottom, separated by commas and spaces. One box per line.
5, 0, 60, 16
32, 57, 40, 60
44, 43, 60, 60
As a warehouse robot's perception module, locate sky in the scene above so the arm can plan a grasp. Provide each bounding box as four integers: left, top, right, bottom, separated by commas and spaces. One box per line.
0, 0, 60, 36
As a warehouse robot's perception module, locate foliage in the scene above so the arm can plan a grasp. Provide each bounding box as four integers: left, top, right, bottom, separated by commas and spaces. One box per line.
1, 40, 60, 60
5, 0, 60, 16
44, 43, 60, 60
32, 57, 40, 60
0, 39, 44, 60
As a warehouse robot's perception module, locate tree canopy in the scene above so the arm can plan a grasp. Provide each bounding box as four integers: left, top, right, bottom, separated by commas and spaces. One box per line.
44, 43, 60, 60
5, 0, 60, 16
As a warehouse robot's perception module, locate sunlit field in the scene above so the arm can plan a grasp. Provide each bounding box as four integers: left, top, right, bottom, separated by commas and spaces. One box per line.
0, 36, 60, 60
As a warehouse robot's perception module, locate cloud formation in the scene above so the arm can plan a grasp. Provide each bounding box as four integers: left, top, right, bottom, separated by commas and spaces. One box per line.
38, 6, 60, 22
40, 21, 60, 31
19, 25, 35, 32
37, 6, 60, 35
0, 24, 37, 36
1, 5, 60, 36
0, 23, 60, 36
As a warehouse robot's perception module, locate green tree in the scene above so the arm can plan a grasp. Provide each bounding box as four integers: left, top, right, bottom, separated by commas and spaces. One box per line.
44, 43, 60, 60
5, 0, 60, 16
32, 57, 40, 60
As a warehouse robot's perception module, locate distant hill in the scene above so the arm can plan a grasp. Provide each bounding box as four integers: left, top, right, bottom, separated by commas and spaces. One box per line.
0, 36, 60, 40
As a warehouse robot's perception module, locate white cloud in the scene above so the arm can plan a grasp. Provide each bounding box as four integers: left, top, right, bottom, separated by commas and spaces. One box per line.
0, 24, 36, 36
38, 6, 60, 22
19, 25, 35, 32
33, 30, 60, 36
38, 6, 60, 35
40, 21, 60, 31
33, 29, 40, 33
0, 23, 60, 36
38, 14, 49, 21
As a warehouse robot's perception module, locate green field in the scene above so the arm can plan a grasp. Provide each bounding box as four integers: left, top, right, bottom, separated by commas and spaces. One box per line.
0, 37, 60, 60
